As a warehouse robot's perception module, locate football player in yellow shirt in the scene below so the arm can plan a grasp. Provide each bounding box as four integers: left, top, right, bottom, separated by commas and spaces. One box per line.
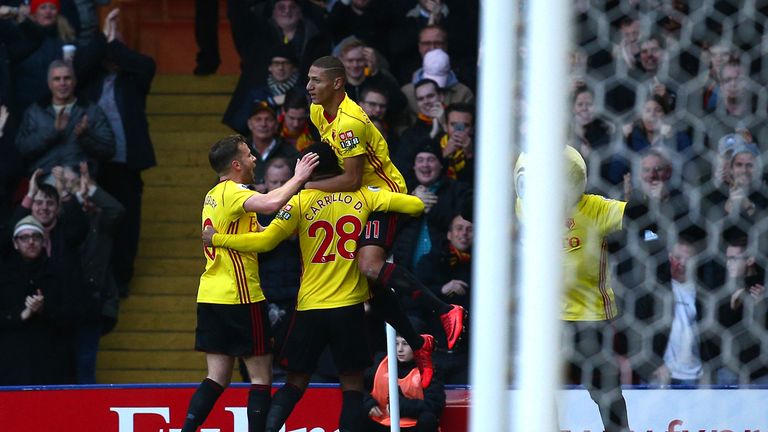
203, 142, 432, 432
303, 55, 466, 354
180, 135, 318, 432
514, 146, 630, 432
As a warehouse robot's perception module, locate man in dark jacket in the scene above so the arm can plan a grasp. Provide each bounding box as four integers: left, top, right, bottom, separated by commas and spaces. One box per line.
15, 59, 115, 176
80, 10, 155, 296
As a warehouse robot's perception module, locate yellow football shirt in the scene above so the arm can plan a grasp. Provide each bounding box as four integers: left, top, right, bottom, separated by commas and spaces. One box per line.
198, 180, 266, 304
211, 186, 424, 311
562, 194, 626, 321
310, 95, 407, 193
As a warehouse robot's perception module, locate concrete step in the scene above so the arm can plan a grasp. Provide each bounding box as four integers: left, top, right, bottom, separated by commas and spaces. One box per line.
100, 330, 194, 351
139, 221, 200, 240
97, 350, 206, 370
114, 311, 196, 332
151, 131, 230, 151
151, 75, 238, 94
142, 166, 218, 187
137, 238, 202, 258
143, 185, 211, 205
96, 369, 206, 384
130, 275, 200, 295
134, 257, 204, 276
147, 94, 230, 115
119, 294, 196, 313
148, 114, 230, 132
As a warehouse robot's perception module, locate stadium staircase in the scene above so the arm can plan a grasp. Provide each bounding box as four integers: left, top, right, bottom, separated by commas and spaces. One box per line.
96, 74, 238, 383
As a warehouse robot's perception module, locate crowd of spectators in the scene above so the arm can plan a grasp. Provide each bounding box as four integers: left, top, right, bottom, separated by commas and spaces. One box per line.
0, 0, 155, 385
572, 1, 768, 386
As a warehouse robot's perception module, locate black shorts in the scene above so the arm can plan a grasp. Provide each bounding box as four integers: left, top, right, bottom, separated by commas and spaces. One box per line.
277, 303, 371, 374
195, 301, 273, 357
358, 211, 400, 250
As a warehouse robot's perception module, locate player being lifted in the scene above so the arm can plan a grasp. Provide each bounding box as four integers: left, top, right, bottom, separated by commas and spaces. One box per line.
303, 56, 466, 354
181, 135, 318, 432
203, 142, 430, 431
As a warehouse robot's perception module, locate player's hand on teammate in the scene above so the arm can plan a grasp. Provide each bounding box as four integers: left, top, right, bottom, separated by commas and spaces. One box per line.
441, 280, 468, 297
202, 225, 217, 247
294, 152, 320, 183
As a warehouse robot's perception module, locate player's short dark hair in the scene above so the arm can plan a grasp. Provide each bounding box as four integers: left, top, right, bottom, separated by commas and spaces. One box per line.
445, 103, 474, 122
301, 142, 342, 179
311, 56, 346, 81
209, 135, 246, 175
414, 78, 441, 94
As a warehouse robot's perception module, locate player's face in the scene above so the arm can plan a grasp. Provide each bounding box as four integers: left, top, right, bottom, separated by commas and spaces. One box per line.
31, 191, 59, 227
359, 92, 388, 119
248, 111, 278, 141
639, 39, 662, 72
731, 152, 755, 187
306, 66, 339, 105
264, 166, 292, 192
395, 336, 414, 362
236, 142, 257, 184
283, 107, 308, 133
268, 56, 296, 82
725, 246, 750, 279
641, 100, 664, 131
341, 47, 366, 81
572, 91, 594, 125
13, 228, 45, 261
414, 152, 442, 185
447, 216, 473, 252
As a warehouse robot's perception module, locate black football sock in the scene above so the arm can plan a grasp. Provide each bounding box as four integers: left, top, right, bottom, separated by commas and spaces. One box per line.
264, 383, 304, 432
247, 384, 272, 432
181, 378, 224, 432
338, 390, 364, 432
369, 283, 423, 351
377, 262, 452, 315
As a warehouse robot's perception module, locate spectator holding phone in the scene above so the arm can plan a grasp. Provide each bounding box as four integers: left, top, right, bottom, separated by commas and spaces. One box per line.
437, 103, 474, 186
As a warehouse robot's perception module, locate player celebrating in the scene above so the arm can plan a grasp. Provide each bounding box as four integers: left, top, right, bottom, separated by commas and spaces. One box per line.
180, 135, 318, 432
203, 142, 431, 432
514, 146, 630, 432
304, 56, 465, 353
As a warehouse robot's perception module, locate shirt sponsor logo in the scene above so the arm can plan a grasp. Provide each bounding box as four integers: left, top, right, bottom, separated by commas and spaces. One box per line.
339, 130, 359, 150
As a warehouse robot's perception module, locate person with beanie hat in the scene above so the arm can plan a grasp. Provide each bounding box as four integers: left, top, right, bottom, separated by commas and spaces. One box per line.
401, 48, 474, 127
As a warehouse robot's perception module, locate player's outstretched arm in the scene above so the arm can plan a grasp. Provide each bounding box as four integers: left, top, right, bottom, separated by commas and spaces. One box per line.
203, 224, 291, 253
305, 155, 364, 192
243, 152, 319, 213
382, 191, 425, 217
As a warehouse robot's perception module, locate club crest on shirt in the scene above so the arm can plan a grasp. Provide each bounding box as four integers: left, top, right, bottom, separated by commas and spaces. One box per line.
339, 130, 360, 150
275, 204, 292, 220
565, 218, 575, 230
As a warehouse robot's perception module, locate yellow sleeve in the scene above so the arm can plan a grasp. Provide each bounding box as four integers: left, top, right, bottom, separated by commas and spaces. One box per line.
225, 182, 256, 217
597, 197, 626, 235
212, 198, 300, 252
364, 186, 425, 216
